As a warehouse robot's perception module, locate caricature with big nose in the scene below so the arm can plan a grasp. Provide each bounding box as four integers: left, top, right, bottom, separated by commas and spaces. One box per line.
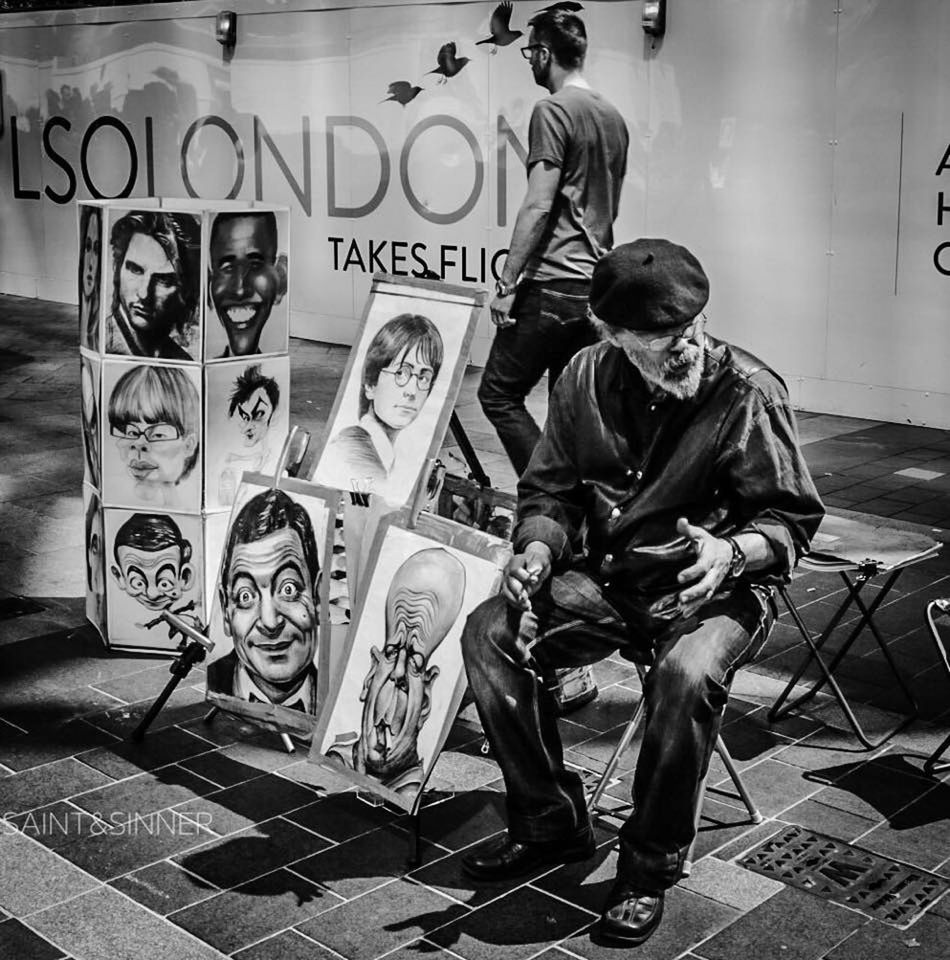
351, 548, 466, 792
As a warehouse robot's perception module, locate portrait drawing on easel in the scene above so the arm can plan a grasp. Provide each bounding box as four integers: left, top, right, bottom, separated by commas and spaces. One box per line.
205, 476, 335, 737
311, 510, 511, 811
310, 276, 485, 504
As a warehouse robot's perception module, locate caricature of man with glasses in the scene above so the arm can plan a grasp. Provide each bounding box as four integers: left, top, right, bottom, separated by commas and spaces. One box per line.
107, 365, 200, 509
326, 313, 444, 490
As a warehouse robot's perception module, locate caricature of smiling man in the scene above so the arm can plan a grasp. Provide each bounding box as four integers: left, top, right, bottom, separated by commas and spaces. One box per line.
209, 488, 321, 713
209, 212, 288, 358
111, 513, 194, 614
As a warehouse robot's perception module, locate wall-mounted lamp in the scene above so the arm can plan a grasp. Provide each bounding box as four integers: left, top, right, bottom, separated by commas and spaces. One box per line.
642, 0, 666, 38
215, 10, 237, 48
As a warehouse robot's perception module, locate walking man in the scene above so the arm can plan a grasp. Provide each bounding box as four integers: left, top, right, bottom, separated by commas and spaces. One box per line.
478, 7, 629, 474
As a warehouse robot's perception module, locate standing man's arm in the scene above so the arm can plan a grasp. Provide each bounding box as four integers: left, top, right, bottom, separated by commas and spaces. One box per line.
490, 160, 561, 328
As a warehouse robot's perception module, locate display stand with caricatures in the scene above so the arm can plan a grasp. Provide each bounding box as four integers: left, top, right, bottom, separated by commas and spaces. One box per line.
78, 198, 292, 655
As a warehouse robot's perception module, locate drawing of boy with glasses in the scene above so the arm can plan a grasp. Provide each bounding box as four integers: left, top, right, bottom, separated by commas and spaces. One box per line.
326, 313, 444, 491
107, 365, 200, 509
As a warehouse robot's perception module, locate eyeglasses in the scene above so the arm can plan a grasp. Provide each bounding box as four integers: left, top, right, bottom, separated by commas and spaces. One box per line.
633, 315, 707, 352
110, 423, 181, 442
520, 43, 548, 59
379, 363, 434, 391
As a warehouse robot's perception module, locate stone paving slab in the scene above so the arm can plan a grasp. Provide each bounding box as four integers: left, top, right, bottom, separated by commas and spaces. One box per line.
0, 825, 101, 917
0, 917, 67, 960
298, 878, 468, 960
27, 884, 228, 960
170, 867, 342, 955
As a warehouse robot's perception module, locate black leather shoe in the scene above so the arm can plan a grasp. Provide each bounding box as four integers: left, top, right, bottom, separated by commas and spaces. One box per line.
598, 881, 665, 946
461, 829, 595, 881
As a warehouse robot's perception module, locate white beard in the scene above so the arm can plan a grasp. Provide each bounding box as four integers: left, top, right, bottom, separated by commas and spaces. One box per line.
634, 344, 704, 400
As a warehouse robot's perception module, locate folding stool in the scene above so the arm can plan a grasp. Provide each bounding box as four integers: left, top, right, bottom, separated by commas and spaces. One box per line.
924, 598, 950, 776
769, 513, 941, 749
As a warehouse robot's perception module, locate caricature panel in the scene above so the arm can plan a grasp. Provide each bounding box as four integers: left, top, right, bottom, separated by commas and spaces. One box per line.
205, 477, 334, 736
103, 207, 202, 360
204, 357, 291, 512
80, 353, 101, 490
204, 207, 290, 361
101, 360, 203, 513
83, 485, 106, 639
312, 515, 509, 811
103, 507, 204, 653
310, 279, 481, 505
78, 203, 104, 353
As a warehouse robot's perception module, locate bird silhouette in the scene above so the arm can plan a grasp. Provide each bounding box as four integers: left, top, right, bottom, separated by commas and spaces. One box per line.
476, 1, 523, 52
534, 2, 584, 12
428, 41, 470, 83
382, 81, 423, 105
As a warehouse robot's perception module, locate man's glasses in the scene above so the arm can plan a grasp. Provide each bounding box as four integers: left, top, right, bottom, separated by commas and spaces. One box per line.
633, 315, 707, 353
379, 363, 434, 391
520, 43, 548, 59
110, 423, 181, 442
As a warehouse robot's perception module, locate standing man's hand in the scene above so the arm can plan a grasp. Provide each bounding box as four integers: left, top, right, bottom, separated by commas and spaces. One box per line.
675, 517, 734, 617
490, 290, 517, 328
501, 541, 552, 610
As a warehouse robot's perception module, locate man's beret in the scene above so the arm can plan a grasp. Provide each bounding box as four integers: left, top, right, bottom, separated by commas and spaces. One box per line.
589, 239, 709, 332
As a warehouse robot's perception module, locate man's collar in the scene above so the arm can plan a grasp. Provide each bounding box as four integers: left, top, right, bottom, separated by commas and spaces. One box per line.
234, 661, 314, 713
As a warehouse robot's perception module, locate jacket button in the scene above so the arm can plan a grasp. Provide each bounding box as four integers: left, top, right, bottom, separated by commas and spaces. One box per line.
610, 507, 621, 519
604, 553, 614, 564
636, 470, 643, 480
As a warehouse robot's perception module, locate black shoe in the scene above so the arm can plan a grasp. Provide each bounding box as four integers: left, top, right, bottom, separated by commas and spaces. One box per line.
598, 881, 665, 946
461, 829, 595, 881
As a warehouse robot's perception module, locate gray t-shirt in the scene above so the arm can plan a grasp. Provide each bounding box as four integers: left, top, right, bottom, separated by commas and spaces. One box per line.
522, 84, 629, 282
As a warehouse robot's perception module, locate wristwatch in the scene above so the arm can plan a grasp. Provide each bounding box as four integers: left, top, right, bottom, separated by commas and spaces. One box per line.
495, 278, 516, 298
724, 536, 747, 579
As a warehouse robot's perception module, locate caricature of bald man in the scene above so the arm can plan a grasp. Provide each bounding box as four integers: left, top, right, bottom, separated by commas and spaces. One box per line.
327, 547, 466, 798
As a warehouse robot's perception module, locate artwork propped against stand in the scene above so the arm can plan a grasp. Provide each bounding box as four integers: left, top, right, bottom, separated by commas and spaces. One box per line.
205, 475, 336, 739
310, 275, 485, 505
310, 508, 511, 812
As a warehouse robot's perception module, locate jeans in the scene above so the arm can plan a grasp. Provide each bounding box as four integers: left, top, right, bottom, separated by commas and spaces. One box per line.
477, 279, 598, 475
460, 570, 775, 891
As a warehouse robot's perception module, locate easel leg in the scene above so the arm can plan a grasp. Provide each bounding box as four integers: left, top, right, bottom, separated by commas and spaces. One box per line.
203, 706, 218, 724
279, 733, 296, 754
406, 804, 422, 869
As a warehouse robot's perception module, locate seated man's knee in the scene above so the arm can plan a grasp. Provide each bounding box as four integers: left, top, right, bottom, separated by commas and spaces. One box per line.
461, 594, 516, 666
647, 651, 728, 716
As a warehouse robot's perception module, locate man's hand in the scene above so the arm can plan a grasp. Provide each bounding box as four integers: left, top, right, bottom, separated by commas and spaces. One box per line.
490, 291, 517, 328
501, 541, 553, 610
675, 517, 733, 617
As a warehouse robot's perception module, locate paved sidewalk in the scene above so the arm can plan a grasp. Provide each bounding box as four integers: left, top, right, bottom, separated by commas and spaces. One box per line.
1, 294, 949, 960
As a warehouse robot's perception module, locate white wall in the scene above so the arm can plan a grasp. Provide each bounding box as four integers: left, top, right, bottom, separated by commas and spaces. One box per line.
1, 0, 948, 426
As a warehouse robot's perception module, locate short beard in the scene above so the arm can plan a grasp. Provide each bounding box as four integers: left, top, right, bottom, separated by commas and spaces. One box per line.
633, 344, 704, 400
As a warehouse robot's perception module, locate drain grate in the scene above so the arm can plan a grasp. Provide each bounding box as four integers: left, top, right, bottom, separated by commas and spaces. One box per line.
0, 596, 45, 621
739, 824, 950, 928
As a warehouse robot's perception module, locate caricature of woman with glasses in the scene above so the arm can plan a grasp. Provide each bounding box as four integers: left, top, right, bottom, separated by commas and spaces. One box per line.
107, 364, 200, 509
327, 313, 444, 491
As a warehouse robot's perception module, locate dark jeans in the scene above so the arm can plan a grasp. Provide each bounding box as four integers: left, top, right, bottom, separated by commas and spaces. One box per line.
460, 570, 775, 891
477, 279, 598, 475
